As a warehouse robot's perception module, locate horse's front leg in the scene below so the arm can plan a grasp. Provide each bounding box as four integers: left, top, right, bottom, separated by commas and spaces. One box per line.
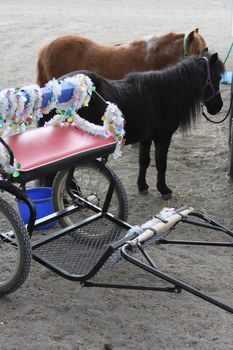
137, 139, 152, 194
154, 136, 172, 200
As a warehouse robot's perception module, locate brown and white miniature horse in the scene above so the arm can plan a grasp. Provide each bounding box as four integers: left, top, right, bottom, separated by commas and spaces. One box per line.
36, 29, 208, 198
36, 28, 207, 86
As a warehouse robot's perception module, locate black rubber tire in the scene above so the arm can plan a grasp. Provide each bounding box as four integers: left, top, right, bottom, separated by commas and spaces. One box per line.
52, 159, 128, 228
229, 75, 233, 178
229, 120, 233, 178
0, 197, 31, 296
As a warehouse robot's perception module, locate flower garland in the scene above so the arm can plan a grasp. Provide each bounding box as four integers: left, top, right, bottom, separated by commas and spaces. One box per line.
59, 74, 93, 111
47, 104, 125, 159
0, 73, 125, 177
0, 84, 42, 137
0, 149, 20, 178
0, 84, 42, 177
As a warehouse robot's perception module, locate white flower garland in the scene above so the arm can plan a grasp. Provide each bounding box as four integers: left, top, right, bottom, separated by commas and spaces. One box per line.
0, 85, 42, 137
0, 73, 125, 177
60, 74, 93, 111
47, 102, 125, 159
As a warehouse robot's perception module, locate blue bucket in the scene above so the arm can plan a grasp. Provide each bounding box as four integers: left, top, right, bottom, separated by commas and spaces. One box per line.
17, 187, 56, 230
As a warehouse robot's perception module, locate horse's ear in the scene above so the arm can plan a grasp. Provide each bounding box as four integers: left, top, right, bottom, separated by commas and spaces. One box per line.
188, 28, 200, 41
187, 30, 195, 42
210, 53, 218, 65
201, 47, 208, 56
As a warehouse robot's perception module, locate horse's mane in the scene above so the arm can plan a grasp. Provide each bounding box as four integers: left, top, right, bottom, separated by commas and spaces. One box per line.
124, 56, 206, 131
77, 53, 224, 135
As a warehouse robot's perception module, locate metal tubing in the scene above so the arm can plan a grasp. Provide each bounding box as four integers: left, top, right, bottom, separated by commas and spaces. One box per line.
137, 243, 159, 268
82, 280, 180, 293
121, 244, 233, 314
160, 239, 233, 247
182, 217, 233, 237
190, 211, 233, 237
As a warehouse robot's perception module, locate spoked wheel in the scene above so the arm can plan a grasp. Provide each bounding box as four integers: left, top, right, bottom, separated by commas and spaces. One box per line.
0, 197, 31, 296
52, 159, 128, 238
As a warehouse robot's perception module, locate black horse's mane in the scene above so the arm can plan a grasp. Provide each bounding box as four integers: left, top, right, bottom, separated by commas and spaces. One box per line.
124, 56, 203, 131
115, 54, 223, 131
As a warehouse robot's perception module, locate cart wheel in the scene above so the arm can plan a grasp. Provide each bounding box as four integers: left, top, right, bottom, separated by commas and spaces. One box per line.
229, 74, 233, 178
229, 120, 233, 178
52, 159, 128, 227
0, 197, 31, 296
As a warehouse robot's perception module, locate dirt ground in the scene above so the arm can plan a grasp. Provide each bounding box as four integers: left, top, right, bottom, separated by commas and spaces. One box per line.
1, 0, 233, 349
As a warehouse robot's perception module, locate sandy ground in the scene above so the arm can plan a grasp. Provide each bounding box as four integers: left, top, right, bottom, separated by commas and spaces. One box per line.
1, 0, 233, 349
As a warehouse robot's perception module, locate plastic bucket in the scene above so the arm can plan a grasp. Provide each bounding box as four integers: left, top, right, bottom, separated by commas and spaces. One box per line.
17, 187, 56, 230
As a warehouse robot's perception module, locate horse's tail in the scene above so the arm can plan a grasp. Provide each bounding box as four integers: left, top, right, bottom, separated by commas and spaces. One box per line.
36, 46, 48, 87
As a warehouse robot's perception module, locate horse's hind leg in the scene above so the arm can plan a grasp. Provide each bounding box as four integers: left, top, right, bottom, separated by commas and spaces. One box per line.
137, 139, 152, 194
154, 136, 173, 200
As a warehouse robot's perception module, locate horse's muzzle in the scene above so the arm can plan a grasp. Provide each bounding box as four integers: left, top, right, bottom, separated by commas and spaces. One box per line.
206, 98, 223, 115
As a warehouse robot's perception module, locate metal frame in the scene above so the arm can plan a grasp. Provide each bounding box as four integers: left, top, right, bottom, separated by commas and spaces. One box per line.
29, 189, 233, 314
1, 160, 233, 313
83, 210, 233, 314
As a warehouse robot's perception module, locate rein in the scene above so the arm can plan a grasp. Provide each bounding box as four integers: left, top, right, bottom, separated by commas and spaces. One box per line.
201, 95, 232, 124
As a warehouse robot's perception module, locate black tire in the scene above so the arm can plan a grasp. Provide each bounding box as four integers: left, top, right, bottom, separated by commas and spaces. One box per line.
52, 159, 128, 229
0, 197, 31, 296
229, 75, 233, 178
229, 119, 233, 178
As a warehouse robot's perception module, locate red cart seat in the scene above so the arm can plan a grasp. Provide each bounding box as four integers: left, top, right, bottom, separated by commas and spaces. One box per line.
4, 125, 116, 182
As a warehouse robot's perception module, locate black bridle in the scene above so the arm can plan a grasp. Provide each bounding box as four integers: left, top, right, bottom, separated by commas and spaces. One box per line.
201, 56, 231, 124
201, 56, 220, 104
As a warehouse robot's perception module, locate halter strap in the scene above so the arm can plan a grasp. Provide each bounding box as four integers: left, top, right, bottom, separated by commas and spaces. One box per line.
183, 34, 188, 58
202, 56, 220, 103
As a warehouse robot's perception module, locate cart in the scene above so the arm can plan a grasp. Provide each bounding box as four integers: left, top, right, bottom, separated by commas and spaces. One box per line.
1, 75, 233, 315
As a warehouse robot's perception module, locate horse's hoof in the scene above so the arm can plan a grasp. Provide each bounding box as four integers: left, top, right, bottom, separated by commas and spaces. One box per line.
161, 193, 172, 200
139, 189, 149, 195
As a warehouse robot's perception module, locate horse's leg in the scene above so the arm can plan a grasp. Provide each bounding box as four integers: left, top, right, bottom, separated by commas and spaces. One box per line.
37, 109, 56, 127
137, 139, 152, 194
154, 136, 173, 200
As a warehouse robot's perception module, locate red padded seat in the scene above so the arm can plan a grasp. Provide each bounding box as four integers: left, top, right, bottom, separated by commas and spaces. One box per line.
5, 125, 116, 182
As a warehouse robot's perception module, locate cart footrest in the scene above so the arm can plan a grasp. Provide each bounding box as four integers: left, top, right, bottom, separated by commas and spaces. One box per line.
32, 217, 128, 279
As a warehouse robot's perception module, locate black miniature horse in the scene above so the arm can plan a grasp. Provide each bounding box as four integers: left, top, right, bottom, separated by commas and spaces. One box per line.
39, 51, 224, 199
